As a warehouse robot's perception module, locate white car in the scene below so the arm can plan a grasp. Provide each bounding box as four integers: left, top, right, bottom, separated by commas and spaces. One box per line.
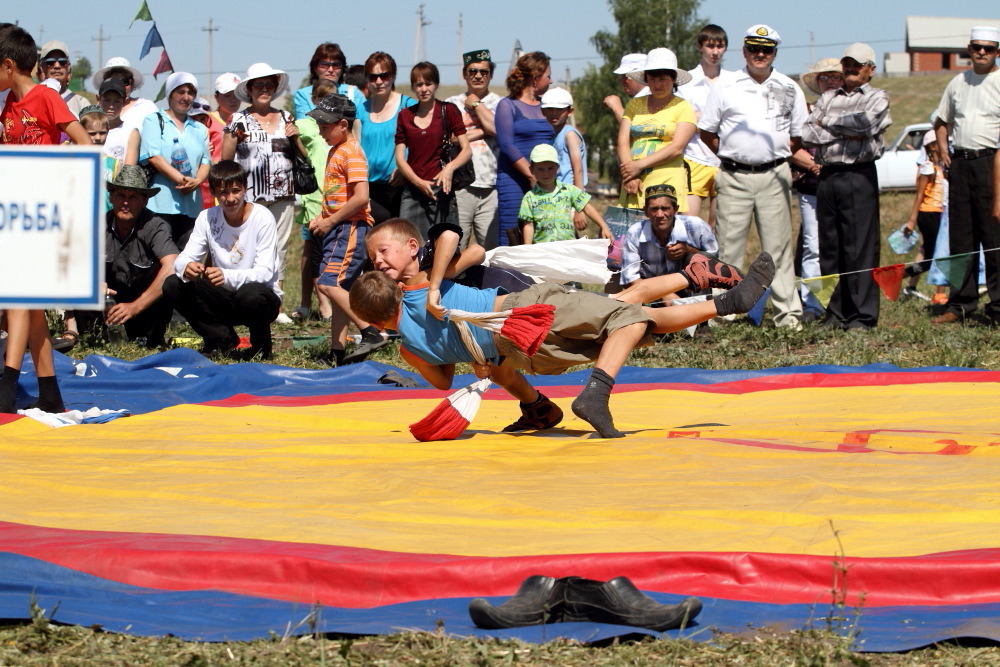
875, 123, 932, 191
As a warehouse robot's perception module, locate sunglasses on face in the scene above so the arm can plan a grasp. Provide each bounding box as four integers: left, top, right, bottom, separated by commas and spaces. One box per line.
250, 82, 276, 90
466, 68, 490, 77
746, 44, 775, 55
317, 60, 344, 69
190, 101, 211, 111
368, 71, 393, 82
42, 57, 70, 66
970, 43, 999, 54
817, 74, 843, 82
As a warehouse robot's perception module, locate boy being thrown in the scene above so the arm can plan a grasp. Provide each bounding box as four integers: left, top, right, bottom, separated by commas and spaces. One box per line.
351, 219, 775, 439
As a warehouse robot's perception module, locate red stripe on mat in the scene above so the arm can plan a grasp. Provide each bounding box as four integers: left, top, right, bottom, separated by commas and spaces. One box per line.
2, 521, 998, 608
204, 371, 1000, 408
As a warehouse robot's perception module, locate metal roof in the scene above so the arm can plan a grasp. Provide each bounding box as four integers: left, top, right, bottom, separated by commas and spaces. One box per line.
907, 16, 1000, 51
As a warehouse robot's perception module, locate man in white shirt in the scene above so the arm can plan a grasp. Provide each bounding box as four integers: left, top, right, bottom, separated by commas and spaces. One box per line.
446, 50, 503, 250
37, 40, 88, 117
698, 24, 807, 328
163, 160, 281, 360
930, 26, 1000, 325
678, 24, 731, 223
603, 53, 650, 124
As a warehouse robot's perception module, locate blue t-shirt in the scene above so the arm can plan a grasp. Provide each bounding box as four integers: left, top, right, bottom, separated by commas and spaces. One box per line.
359, 94, 417, 183
292, 83, 366, 120
139, 110, 210, 218
396, 280, 500, 365
554, 124, 588, 187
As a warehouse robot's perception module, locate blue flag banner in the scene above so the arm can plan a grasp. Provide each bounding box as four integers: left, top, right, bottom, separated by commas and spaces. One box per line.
140, 24, 163, 60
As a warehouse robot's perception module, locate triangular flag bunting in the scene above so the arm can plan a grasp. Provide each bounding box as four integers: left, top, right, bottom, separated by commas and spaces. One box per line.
140, 24, 164, 60
152, 49, 173, 80
130, 0, 153, 28
747, 288, 771, 326
872, 264, 905, 301
802, 275, 838, 309
933, 254, 972, 289
153, 81, 167, 103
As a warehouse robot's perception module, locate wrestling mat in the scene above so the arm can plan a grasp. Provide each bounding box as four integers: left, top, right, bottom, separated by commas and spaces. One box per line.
1, 349, 999, 651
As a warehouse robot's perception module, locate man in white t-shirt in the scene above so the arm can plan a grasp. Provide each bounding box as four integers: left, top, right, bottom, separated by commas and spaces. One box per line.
930, 26, 1000, 325
678, 25, 731, 223
446, 50, 503, 250
36, 40, 88, 117
163, 160, 281, 360
699, 24, 807, 329
604, 53, 650, 124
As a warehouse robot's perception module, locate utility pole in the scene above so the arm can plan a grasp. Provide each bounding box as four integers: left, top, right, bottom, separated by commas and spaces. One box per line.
414, 5, 430, 65
808, 31, 815, 64
203, 18, 219, 92
457, 12, 463, 77
92, 26, 110, 73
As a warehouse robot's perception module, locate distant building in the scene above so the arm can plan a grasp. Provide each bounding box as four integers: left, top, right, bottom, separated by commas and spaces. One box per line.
902, 16, 1000, 72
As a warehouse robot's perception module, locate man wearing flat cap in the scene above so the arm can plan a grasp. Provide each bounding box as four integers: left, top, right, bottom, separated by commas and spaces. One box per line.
619, 184, 719, 289
930, 26, 1000, 325
446, 49, 502, 250
699, 24, 807, 328
74, 165, 179, 347
802, 42, 892, 330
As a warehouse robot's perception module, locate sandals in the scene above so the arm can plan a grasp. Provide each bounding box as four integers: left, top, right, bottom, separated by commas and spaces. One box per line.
51, 330, 79, 353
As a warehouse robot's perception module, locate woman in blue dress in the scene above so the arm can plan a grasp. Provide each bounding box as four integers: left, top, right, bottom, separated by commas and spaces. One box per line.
494, 51, 554, 245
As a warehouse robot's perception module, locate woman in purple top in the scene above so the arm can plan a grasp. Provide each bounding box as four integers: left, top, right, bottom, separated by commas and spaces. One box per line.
494, 51, 554, 246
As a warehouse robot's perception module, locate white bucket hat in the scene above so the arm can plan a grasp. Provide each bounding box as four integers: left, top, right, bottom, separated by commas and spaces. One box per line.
235, 63, 289, 103
165, 72, 199, 100
92, 56, 145, 92
642, 48, 692, 87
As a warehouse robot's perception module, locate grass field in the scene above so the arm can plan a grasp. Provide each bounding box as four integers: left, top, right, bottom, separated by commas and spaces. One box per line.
4, 72, 998, 664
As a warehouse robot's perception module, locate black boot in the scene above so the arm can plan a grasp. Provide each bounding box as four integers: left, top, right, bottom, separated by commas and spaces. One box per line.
468, 575, 567, 629
502, 392, 563, 432
563, 576, 702, 631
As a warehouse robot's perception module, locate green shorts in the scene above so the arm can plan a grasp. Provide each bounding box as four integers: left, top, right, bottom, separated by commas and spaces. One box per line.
499, 283, 654, 375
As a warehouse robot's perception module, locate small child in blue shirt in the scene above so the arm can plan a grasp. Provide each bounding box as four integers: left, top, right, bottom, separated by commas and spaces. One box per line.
541, 87, 587, 189
518, 144, 611, 244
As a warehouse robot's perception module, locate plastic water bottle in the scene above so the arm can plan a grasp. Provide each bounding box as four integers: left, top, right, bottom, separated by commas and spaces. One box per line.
170, 138, 192, 176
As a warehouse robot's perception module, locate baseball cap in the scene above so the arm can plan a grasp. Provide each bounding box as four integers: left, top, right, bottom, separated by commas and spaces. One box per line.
529, 144, 559, 164
40, 40, 69, 60
613, 53, 646, 74
745, 24, 781, 46
189, 97, 212, 117
215, 72, 241, 95
540, 87, 573, 109
98, 78, 127, 99
842, 43, 875, 65
307, 93, 357, 123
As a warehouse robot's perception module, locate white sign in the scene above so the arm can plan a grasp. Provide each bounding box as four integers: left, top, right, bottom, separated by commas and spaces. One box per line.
0, 145, 105, 309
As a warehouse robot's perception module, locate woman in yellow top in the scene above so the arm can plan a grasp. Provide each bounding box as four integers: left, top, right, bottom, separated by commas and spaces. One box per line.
617, 48, 696, 211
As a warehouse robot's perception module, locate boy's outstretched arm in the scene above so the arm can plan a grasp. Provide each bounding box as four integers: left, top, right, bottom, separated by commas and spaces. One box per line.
400, 345, 455, 390
583, 203, 613, 240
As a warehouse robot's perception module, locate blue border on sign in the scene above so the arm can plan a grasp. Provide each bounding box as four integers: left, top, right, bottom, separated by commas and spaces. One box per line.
0, 147, 104, 306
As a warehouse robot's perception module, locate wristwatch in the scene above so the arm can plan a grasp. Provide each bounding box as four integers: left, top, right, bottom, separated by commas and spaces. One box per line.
467, 101, 482, 110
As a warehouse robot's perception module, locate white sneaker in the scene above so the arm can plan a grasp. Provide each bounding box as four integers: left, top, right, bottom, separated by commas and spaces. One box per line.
901, 287, 930, 302
275, 312, 293, 325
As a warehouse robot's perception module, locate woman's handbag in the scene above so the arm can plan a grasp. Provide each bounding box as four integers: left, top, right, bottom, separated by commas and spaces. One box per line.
282, 112, 319, 195
439, 103, 476, 191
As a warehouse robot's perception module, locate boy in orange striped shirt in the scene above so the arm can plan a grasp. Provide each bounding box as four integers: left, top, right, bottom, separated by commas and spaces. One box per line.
306, 93, 387, 365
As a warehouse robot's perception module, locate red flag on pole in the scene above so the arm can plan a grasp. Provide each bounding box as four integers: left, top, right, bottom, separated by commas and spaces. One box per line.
152, 49, 173, 79
872, 264, 906, 301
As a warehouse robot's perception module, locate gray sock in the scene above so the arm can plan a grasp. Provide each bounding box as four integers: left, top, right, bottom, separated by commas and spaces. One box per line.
571, 368, 625, 438
714, 252, 775, 317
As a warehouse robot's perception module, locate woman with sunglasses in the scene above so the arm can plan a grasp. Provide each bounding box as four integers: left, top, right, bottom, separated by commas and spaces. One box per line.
359, 51, 416, 222
221, 64, 304, 315
292, 43, 366, 122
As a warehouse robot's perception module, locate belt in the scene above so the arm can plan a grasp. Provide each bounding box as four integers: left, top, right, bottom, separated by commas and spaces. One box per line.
951, 148, 996, 160
820, 162, 874, 173
720, 157, 786, 173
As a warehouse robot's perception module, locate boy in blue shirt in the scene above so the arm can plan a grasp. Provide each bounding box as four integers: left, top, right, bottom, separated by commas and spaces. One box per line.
518, 144, 611, 244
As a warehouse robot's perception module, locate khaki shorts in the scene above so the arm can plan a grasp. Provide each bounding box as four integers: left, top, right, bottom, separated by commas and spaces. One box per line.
685, 159, 718, 199
499, 283, 654, 375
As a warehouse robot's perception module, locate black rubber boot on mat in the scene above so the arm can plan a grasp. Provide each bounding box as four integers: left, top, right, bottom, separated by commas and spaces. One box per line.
468, 575, 566, 629
562, 576, 702, 631
502, 392, 563, 432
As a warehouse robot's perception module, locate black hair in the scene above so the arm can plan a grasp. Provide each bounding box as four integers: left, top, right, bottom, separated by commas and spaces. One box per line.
344, 64, 367, 89
410, 61, 440, 87
208, 160, 248, 192
0, 25, 38, 72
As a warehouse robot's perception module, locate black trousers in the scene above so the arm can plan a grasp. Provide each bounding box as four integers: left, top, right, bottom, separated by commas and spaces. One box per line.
162, 276, 280, 356
945, 154, 1000, 320
73, 296, 173, 347
816, 162, 881, 329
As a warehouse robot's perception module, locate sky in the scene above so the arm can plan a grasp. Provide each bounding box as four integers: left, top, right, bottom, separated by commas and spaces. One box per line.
10, 1, 1000, 94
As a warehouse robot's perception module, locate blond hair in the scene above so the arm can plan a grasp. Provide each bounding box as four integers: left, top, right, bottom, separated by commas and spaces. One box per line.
367, 217, 424, 247
349, 271, 403, 324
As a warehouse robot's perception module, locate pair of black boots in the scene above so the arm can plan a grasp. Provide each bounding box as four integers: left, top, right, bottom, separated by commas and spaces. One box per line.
468, 575, 702, 632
